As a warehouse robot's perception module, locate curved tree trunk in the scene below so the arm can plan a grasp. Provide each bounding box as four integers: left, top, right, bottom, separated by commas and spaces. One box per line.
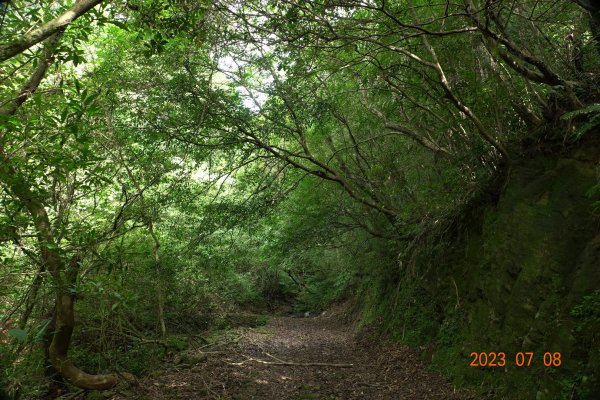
48, 291, 117, 390
0, 21, 121, 390
0, 150, 119, 390
43, 310, 68, 397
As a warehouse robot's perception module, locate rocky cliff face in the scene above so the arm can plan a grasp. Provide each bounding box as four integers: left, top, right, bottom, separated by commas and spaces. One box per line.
441, 140, 599, 399
361, 138, 600, 399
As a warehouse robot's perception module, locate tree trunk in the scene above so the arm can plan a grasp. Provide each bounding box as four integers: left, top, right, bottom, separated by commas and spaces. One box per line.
0, 148, 118, 390
0, 10, 119, 390
43, 311, 68, 398
148, 221, 167, 340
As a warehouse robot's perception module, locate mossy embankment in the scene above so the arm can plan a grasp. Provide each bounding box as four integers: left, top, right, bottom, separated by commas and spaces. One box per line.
356, 139, 600, 399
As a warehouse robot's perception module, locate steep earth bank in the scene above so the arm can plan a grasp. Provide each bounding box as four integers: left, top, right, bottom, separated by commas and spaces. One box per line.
358, 138, 600, 399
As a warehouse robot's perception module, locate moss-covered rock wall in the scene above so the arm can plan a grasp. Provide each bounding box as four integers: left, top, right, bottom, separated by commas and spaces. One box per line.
359, 140, 600, 399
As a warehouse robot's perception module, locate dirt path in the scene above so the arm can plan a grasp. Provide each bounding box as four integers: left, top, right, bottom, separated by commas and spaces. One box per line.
120, 316, 475, 399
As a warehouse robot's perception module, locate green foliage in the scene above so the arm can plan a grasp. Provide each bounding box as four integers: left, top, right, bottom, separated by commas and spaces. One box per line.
561, 104, 600, 140
166, 335, 189, 352
296, 265, 352, 313
6, 328, 27, 343
360, 275, 440, 346
571, 290, 600, 338
570, 290, 600, 398
0, 0, 599, 397
588, 163, 600, 216
254, 266, 295, 303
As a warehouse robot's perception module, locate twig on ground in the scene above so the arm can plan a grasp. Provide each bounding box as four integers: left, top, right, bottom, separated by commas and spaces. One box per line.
58, 389, 84, 400
228, 354, 354, 368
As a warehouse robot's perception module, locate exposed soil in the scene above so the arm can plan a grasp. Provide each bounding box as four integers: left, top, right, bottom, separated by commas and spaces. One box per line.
115, 315, 477, 399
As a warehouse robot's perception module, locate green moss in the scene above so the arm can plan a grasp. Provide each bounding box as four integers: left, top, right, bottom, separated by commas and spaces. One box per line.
167, 335, 189, 351
359, 150, 600, 399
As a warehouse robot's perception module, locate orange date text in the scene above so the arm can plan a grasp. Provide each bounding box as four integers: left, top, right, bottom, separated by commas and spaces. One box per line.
469, 352, 561, 367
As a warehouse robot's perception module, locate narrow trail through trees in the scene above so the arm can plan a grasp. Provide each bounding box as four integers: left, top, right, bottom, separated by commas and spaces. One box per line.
118, 316, 477, 400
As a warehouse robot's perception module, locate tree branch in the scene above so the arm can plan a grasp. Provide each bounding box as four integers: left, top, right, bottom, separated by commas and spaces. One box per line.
0, 0, 103, 63
0, 33, 62, 116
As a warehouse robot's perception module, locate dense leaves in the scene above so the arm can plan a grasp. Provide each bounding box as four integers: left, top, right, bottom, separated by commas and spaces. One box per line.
0, 0, 599, 398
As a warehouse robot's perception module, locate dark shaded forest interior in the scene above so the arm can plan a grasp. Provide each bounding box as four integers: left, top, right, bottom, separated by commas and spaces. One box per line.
1, 0, 600, 399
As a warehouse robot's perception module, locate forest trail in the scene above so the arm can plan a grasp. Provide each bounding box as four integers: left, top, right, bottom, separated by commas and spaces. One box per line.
117, 315, 476, 400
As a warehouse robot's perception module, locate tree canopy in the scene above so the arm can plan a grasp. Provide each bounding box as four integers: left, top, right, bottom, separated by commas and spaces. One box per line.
0, 0, 599, 398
